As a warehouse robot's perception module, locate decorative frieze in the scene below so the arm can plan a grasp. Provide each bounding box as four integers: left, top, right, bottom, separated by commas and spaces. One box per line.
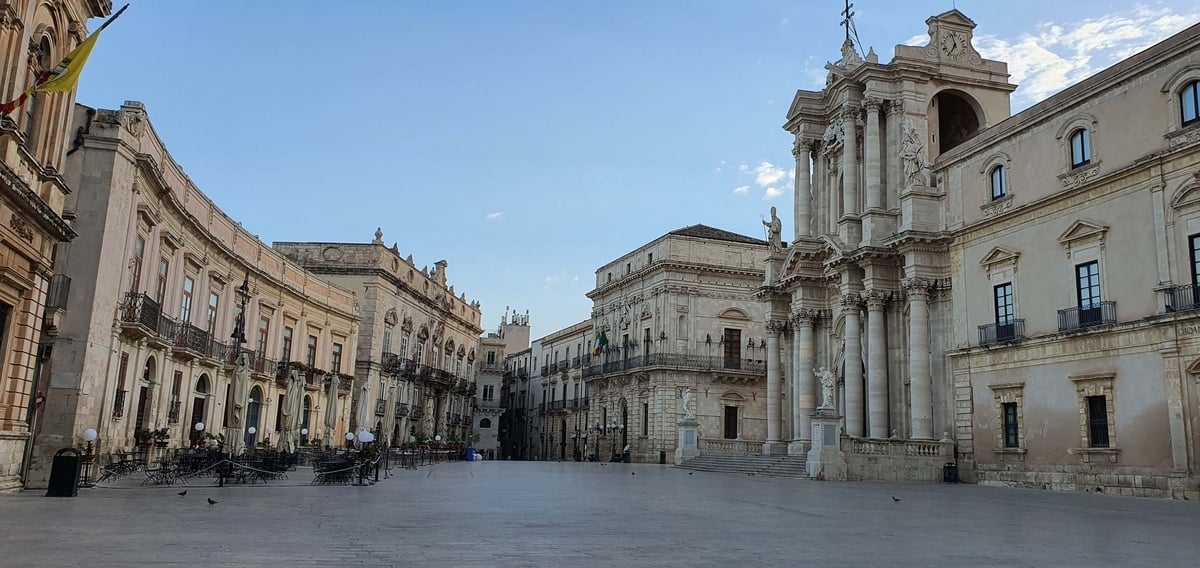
1059, 163, 1102, 189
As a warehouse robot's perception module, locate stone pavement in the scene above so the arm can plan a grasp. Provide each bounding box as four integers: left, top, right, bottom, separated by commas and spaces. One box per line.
0, 461, 1198, 567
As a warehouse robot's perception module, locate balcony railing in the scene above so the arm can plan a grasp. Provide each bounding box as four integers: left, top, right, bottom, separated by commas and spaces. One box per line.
581, 353, 766, 379
571, 356, 581, 368
112, 389, 127, 418
411, 407, 423, 420
119, 292, 162, 333
580, 396, 589, 408
381, 352, 413, 376
167, 399, 181, 423
395, 402, 409, 418
375, 398, 387, 416
1057, 301, 1117, 332
978, 319, 1026, 346
174, 323, 211, 356
1160, 284, 1200, 313
538, 402, 546, 413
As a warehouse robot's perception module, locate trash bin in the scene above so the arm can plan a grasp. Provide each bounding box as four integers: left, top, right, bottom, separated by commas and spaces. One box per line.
943, 462, 959, 483
46, 447, 82, 497
659, 451, 666, 465
623, 450, 631, 464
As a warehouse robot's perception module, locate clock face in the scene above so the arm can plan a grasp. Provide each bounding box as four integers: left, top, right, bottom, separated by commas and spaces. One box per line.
940, 30, 968, 60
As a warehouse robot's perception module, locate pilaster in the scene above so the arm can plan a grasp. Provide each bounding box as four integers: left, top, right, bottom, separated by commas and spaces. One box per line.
842, 293, 864, 437
864, 290, 890, 438
904, 277, 933, 439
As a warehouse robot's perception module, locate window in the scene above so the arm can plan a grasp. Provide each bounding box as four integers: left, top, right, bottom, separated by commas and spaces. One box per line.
1076, 261, 1101, 309
1182, 80, 1199, 126
131, 235, 145, 293
993, 283, 1013, 325
642, 402, 649, 436
989, 165, 1007, 200
382, 325, 393, 354
257, 316, 270, 355
400, 335, 409, 360
1069, 129, 1091, 168
483, 385, 494, 401
1087, 395, 1110, 448
156, 258, 169, 305
331, 342, 343, 374
180, 276, 194, 323
306, 335, 317, 367
607, 272, 611, 283
414, 342, 424, 364
206, 292, 219, 333
432, 345, 440, 368
1190, 235, 1200, 288
626, 262, 631, 274
648, 253, 653, 263
479, 418, 492, 429
1002, 402, 1019, 448
282, 326, 293, 362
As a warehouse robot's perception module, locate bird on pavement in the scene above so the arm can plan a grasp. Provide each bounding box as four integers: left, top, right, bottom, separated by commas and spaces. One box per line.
207, 498, 218, 506
177, 490, 187, 496
631, 472, 636, 476
688, 472, 693, 475
891, 496, 902, 502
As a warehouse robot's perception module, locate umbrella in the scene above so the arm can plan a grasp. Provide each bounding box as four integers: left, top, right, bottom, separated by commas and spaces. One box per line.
324, 374, 338, 446
355, 382, 370, 435
382, 381, 398, 445
226, 354, 251, 454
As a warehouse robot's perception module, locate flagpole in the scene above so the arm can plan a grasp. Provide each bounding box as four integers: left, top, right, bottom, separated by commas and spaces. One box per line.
96, 4, 131, 34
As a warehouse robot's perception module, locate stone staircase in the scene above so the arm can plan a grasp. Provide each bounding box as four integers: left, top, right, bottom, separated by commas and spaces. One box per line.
676, 455, 810, 479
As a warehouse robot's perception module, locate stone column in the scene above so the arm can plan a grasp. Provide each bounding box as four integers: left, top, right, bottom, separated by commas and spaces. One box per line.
885, 100, 904, 207
842, 294, 864, 437
863, 97, 883, 211
765, 319, 785, 450
792, 310, 817, 440
841, 105, 859, 217
793, 137, 813, 239
905, 278, 933, 439
864, 291, 889, 438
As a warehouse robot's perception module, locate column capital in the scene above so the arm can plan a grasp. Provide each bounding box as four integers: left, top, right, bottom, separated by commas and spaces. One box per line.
841, 102, 860, 123
791, 308, 821, 327
885, 98, 905, 116
840, 293, 863, 310
766, 319, 788, 335
902, 277, 931, 300
792, 136, 818, 158
863, 96, 884, 113
863, 289, 890, 310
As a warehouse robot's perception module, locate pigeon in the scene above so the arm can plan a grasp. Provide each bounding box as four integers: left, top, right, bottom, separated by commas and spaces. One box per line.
177, 490, 187, 496
891, 496, 901, 502
207, 498, 218, 506
688, 472, 693, 476
631, 472, 636, 476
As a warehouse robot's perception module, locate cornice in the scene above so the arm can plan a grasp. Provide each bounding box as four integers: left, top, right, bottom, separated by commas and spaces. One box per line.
0, 152, 76, 242
587, 259, 764, 299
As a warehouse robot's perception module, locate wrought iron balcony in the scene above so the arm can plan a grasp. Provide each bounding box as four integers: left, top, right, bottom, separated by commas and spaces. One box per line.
395, 402, 409, 418
581, 353, 766, 379
1057, 301, 1117, 332
375, 398, 387, 416
382, 352, 413, 376
112, 389, 127, 418
411, 407, 423, 420
580, 396, 589, 408
571, 356, 581, 368
118, 292, 162, 336
978, 319, 1026, 346
1160, 284, 1200, 314
173, 323, 211, 358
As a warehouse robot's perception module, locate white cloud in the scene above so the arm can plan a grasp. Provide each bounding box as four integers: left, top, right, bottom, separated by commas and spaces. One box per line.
485, 212, 503, 220
733, 185, 750, 195
973, 6, 1198, 106
572, 276, 580, 283
754, 161, 788, 186
738, 164, 750, 173
764, 187, 784, 199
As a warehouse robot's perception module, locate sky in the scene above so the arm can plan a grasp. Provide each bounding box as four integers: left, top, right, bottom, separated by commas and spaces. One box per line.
75, 1, 1198, 340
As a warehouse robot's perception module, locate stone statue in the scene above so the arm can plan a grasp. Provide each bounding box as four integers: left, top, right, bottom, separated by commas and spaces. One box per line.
682, 387, 696, 420
900, 119, 930, 188
815, 367, 836, 411
763, 206, 783, 252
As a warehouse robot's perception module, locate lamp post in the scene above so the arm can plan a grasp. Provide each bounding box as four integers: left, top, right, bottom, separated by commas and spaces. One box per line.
80, 428, 98, 488
230, 275, 250, 348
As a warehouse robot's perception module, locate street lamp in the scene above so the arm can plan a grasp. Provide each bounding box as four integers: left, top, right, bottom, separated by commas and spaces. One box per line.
80, 428, 98, 487
230, 274, 250, 347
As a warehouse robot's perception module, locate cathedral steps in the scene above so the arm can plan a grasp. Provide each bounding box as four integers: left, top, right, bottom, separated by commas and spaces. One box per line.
676, 455, 810, 479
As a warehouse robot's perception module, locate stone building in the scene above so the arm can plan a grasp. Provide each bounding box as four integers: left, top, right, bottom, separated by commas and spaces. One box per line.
584, 225, 769, 462
0, 1, 112, 491
26, 101, 360, 486
769, 9, 1200, 497
534, 318, 592, 461
274, 233, 483, 447
499, 346, 534, 459
473, 310, 527, 458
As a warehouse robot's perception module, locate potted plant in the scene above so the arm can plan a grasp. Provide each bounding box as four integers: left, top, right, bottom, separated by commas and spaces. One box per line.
152, 427, 170, 448
134, 428, 153, 449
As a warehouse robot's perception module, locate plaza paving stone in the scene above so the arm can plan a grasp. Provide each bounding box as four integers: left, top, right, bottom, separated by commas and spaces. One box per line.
0, 461, 1198, 567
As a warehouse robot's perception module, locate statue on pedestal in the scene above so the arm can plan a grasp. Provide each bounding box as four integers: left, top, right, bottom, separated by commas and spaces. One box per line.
815, 367, 836, 411
763, 206, 783, 252
681, 387, 696, 421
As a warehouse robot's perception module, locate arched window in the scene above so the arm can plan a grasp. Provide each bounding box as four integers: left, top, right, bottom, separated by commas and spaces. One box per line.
1182, 80, 1199, 127
26, 37, 52, 144
990, 165, 1007, 200
479, 418, 492, 429
1069, 129, 1091, 168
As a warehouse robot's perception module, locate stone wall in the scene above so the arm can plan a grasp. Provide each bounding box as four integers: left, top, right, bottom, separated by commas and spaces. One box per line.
976, 464, 1200, 500
843, 437, 956, 483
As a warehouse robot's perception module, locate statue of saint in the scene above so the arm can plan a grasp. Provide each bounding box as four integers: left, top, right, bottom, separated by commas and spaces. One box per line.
763, 206, 783, 252
682, 387, 696, 420
900, 119, 930, 188
815, 367, 836, 411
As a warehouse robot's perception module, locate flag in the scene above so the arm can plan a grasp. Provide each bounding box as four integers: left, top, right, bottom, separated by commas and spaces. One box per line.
0, 3, 127, 114
592, 330, 608, 356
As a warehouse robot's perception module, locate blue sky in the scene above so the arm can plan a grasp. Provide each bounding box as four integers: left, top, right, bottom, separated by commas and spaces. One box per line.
76, 1, 1197, 340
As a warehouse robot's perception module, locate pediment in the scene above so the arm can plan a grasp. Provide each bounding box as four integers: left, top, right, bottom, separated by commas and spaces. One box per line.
1169, 181, 1200, 210
1057, 219, 1108, 247
1186, 358, 1200, 375
720, 392, 746, 402
926, 9, 976, 29
718, 308, 750, 321
979, 246, 1020, 267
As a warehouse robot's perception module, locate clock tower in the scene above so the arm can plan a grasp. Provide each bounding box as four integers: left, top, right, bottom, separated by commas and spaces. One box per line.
921, 9, 983, 66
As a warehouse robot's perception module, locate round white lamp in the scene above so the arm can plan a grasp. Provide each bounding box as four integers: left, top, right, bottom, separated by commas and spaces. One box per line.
247, 426, 257, 435
301, 428, 309, 436
345, 432, 355, 441
83, 428, 98, 442
435, 435, 442, 442
195, 422, 205, 432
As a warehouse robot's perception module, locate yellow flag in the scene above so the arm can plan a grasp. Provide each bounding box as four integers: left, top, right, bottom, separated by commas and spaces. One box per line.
32, 30, 101, 93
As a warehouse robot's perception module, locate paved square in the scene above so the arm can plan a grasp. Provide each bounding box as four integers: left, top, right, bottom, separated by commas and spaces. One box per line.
0, 462, 1197, 567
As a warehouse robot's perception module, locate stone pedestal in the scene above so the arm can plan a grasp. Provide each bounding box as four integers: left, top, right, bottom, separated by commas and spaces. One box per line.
762, 441, 788, 455
806, 411, 847, 481
674, 418, 700, 465
788, 439, 811, 455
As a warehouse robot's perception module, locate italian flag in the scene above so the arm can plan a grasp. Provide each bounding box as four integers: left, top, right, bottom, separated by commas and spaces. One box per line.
593, 330, 608, 356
